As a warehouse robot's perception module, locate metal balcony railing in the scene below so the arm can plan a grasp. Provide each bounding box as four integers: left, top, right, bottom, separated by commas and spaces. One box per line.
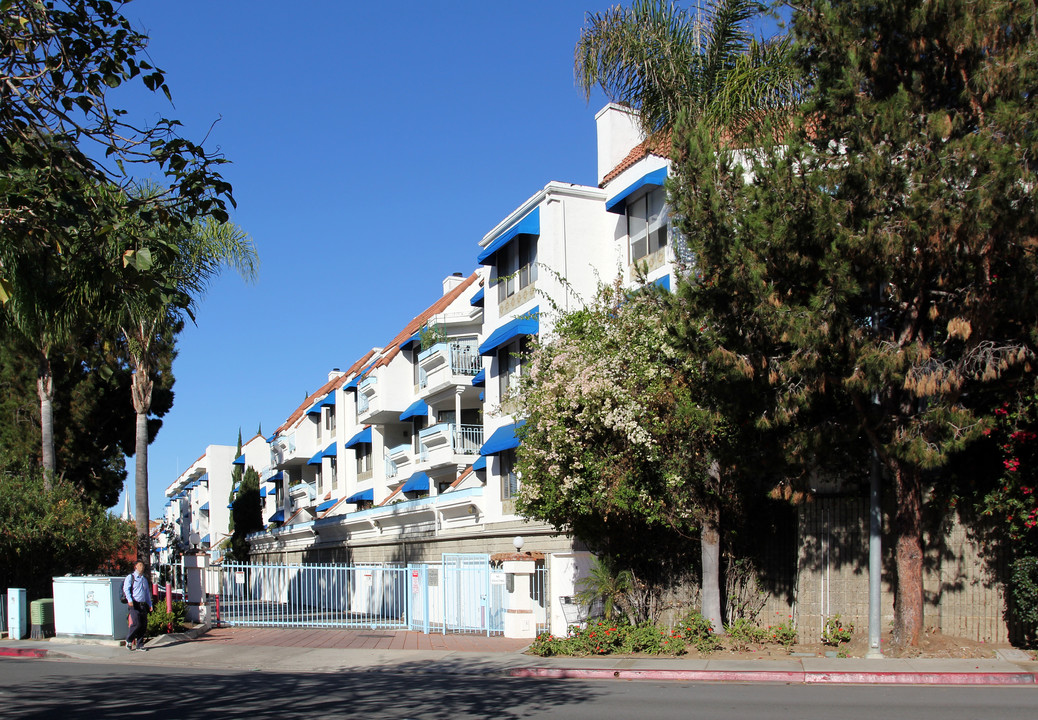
385, 457, 398, 479
454, 424, 483, 454
449, 343, 480, 376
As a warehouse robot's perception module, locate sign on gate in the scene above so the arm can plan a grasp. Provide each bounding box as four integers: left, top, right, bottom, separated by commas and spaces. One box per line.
490, 572, 506, 586
234, 571, 245, 585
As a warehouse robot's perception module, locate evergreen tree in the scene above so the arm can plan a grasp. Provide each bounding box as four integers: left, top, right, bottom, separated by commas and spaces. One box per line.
229, 466, 263, 561
670, 0, 1038, 645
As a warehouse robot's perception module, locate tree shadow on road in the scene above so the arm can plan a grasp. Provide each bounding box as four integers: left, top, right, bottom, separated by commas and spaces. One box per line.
2, 656, 595, 720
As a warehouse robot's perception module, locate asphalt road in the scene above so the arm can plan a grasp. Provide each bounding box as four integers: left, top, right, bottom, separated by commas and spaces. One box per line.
1, 658, 1035, 720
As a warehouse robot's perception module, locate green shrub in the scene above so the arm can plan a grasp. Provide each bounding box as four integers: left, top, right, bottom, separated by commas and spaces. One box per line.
1010, 556, 1038, 631
146, 600, 186, 636
528, 632, 567, 657
769, 618, 798, 647
726, 617, 768, 649
676, 610, 722, 652
821, 615, 853, 646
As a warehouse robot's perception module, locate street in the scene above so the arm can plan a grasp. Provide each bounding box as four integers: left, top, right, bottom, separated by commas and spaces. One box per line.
1, 658, 1035, 720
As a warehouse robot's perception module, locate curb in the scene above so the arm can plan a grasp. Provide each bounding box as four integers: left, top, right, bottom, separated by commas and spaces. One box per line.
0, 647, 49, 659
508, 667, 1038, 685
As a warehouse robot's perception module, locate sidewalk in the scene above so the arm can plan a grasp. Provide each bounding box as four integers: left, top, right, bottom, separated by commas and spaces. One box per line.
2, 627, 1037, 685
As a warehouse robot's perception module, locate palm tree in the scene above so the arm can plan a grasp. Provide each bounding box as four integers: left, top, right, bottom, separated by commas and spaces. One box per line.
575, 0, 802, 633
117, 213, 258, 562
0, 151, 119, 486
575, 0, 803, 140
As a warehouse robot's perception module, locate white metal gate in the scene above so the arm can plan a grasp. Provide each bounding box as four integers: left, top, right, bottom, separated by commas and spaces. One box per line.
441, 553, 503, 635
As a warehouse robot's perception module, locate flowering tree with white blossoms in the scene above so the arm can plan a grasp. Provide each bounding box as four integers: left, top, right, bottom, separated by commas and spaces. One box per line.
514, 281, 732, 630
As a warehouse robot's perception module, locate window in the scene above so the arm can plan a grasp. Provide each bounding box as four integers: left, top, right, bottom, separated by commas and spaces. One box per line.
627, 186, 668, 262
497, 236, 538, 301
498, 336, 529, 399
356, 444, 372, 474
500, 449, 519, 499
329, 457, 338, 489
315, 412, 322, 441
326, 407, 336, 434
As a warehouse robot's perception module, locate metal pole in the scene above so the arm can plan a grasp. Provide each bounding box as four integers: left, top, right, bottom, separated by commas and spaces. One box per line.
866, 448, 883, 658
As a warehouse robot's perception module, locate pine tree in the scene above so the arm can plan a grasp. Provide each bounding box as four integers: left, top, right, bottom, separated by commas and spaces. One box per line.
670, 0, 1038, 646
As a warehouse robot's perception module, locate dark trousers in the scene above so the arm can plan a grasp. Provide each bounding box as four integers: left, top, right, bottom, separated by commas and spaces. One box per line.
127, 602, 149, 645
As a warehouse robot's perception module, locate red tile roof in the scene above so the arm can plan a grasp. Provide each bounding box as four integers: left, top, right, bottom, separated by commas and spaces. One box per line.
601, 132, 670, 186
371, 272, 479, 371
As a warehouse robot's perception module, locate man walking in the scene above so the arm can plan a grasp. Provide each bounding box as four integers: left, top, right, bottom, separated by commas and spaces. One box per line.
124, 561, 153, 651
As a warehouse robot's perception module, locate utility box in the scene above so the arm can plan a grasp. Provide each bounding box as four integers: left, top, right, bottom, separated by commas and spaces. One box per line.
52, 577, 129, 640
6, 588, 27, 640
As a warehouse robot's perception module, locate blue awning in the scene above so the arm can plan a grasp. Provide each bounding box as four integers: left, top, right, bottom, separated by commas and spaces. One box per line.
479, 307, 539, 356
399, 398, 428, 422
344, 426, 372, 448
322, 442, 337, 458
346, 488, 374, 504
470, 287, 484, 306
316, 499, 337, 513
344, 361, 378, 389
266, 471, 283, 484
260, 487, 268, 498
605, 167, 668, 214
200, 473, 209, 484
477, 207, 540, 264
266, 433, 278, 443
201, 535, 210, 544
654, 275, 671, 291
480, 421, 525, 455
472, 455, 487, 471
471, 368, 485, 386
226, 503, 233, 509
401, 472, 429, 493
320, 394, 335, 408
200, 502, 209, 511
233, 483, 241, 492
306, 404, 321, 416
232, 455, 245, 466
268, 509, 285, 523
307, 449, 323, 465
399, 331, 421, 351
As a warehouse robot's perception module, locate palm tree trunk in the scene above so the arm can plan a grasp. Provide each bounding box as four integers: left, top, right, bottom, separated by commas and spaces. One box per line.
131, 355, 154, 566
36, 349, 55, 490
701, 506, 723, 633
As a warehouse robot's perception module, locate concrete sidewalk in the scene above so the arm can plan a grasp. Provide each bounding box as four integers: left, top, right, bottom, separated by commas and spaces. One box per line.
3, 627, 1037, 685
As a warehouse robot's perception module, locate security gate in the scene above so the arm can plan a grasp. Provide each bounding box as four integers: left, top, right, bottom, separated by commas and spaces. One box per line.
441, 553, 504, 635
215, 562, 411, 629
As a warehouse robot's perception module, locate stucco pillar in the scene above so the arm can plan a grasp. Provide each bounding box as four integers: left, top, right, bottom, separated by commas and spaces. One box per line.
493, 546, 543, 639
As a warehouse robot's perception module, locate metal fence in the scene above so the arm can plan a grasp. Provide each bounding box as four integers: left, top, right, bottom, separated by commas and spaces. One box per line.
213, 562, 410, 630
208, 556, 539, 637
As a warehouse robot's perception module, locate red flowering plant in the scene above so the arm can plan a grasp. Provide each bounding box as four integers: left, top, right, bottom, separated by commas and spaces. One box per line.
980, 397, 1038, 545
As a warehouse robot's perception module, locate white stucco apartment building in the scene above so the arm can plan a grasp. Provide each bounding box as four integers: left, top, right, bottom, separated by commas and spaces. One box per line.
160, 103, 679, 613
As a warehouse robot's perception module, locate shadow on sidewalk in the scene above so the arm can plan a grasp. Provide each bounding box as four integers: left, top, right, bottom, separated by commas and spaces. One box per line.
0, 657, 594, 720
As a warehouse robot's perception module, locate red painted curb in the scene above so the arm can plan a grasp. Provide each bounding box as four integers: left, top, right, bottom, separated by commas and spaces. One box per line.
509, 667, 1038, 686
0, 647, 48, 659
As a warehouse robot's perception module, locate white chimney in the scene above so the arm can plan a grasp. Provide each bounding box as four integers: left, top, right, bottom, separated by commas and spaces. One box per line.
595, 103, 644, 185
442, 272, 465, 295
328, 368, 344, 381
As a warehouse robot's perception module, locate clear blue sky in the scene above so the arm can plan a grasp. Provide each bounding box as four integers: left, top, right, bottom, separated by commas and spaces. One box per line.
111, 1, 785, 519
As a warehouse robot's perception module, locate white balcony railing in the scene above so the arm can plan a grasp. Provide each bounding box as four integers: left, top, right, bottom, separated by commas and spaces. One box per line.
385, 457, 398, 479
357, 393, 370, 413
454, 424, 483, 454
449, 343, 480, 376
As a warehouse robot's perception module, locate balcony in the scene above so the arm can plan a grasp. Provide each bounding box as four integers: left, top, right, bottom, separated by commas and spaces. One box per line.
418, 423, 483, 469
419, 342, 481, 397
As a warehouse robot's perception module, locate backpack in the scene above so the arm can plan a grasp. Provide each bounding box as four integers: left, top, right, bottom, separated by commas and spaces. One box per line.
120, 575, 131, 604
